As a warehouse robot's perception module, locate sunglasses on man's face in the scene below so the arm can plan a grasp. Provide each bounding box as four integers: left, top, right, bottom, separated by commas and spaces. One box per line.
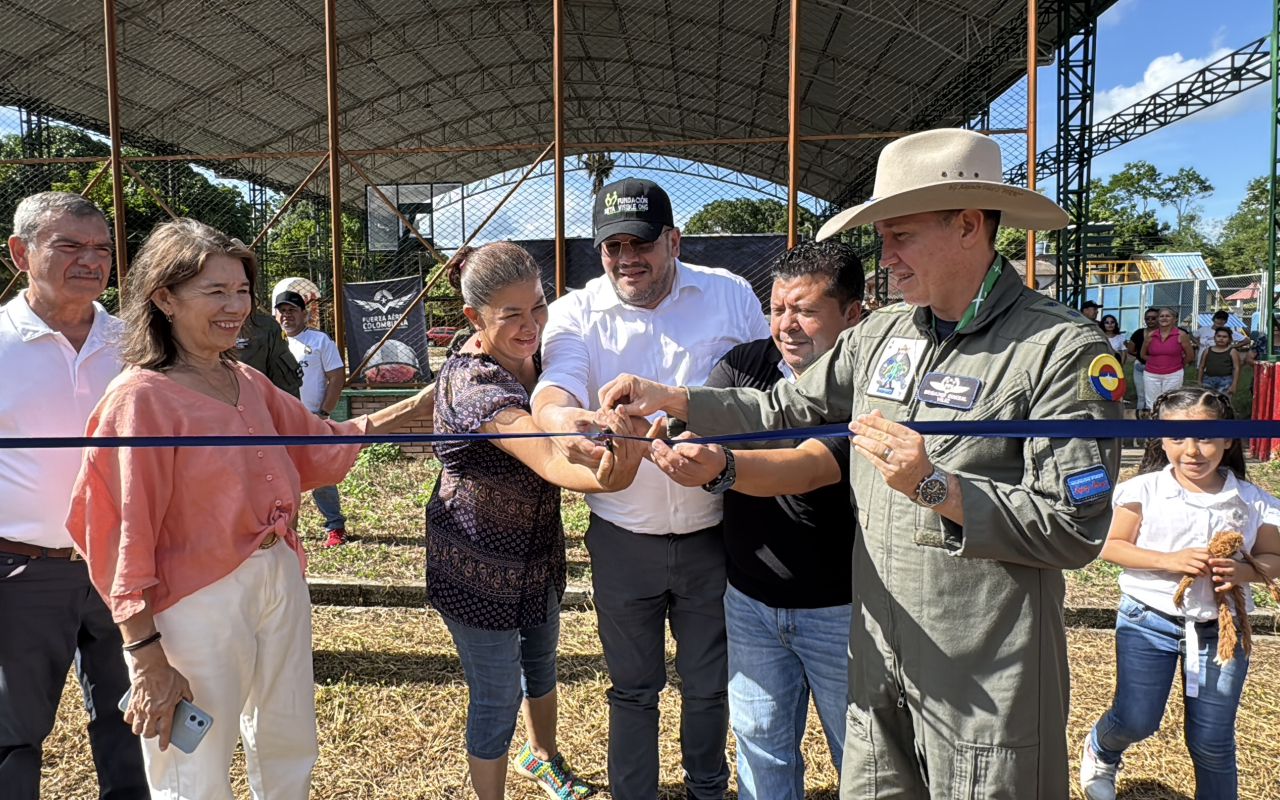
601, 239, 658, 258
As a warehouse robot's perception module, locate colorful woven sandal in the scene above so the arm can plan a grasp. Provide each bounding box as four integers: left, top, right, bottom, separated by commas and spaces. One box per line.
514, 742, 596, 800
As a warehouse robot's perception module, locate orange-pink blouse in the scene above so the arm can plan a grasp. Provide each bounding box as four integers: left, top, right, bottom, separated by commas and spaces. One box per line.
66, 362, 368, 622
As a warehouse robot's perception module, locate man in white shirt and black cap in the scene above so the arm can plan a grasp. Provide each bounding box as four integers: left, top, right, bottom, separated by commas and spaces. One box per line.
532, 177, 768, 800
0, 192, 146, 799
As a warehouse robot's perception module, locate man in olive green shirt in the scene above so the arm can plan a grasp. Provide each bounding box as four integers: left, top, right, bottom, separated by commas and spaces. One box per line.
236, 308, 303, 397
601, 130, 1123, 799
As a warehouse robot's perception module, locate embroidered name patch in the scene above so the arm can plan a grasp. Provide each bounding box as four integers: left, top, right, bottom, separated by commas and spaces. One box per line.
867, 337, 927, 403
916, 372, 981, 410
1065, 466, 1112, 505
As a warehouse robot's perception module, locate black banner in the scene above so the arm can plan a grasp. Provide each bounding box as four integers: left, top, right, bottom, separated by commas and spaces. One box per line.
342, 276, 433, 384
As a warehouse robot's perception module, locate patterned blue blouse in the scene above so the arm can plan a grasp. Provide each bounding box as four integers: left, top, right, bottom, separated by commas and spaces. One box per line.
426, 341, 565, 631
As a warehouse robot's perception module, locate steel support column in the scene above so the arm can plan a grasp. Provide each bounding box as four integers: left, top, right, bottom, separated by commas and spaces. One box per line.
323, 0, 345, 357
1025, 0, 1038, 288
103, 0, 128, 292
786, 0, 801, 247
553, 0, 567, 297
1055, 0, 1098, 308
1266, 0, 1279, 360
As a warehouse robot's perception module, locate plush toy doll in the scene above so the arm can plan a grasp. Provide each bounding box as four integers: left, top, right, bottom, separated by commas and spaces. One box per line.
1173, 530, 1280, 665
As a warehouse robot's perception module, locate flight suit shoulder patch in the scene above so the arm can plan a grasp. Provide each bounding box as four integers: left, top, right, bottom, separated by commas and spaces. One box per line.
1076, 352, 1126, 402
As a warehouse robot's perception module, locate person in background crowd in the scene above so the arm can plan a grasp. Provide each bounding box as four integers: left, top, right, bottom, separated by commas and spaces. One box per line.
1198, 327, 1241, 398
1101, 314, 1127, 365
1128, 308, 1160, 418
600, 129, 1123, 798
236, 307, 303, 397
532, 177, 769, 800
1195, 309, 1250, 354
0, 192, 147, 799
428, 241, 646, 800
645, 240, 861, 800
1140, 307, 1195, 409
66, 218, 434, 800
1081, 299, 1101, 323
1080, 388, 1280, 800
275, 289, 350, 548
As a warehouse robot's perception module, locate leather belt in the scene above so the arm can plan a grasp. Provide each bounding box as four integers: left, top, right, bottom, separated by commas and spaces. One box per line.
0, 537, 83, 560
258, 532, 280, 550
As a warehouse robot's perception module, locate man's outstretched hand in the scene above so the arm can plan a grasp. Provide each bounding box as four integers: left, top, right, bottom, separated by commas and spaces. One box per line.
598, 374, 689, 420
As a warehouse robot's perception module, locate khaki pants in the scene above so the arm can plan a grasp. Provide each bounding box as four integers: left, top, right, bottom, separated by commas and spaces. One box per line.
129, 543, 317, 800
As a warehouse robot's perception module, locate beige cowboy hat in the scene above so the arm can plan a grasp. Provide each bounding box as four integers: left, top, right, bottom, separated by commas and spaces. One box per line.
816, 129, 1069, 240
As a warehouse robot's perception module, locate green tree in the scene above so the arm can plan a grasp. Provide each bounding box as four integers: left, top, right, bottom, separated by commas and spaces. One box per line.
684, 197, 821, 236
580, 153, 616, 196
1159, 166, 1214, 231
1, 124, 252, 255
1217, 176, 1267, 275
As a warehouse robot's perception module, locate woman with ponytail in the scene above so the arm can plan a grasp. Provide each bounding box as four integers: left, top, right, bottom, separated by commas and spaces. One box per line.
428, 243, 646, 799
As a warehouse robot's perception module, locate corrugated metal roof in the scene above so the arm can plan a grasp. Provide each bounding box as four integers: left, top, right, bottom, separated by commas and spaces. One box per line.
1195, 313, 1247, 328
1145, 253, 1218, 290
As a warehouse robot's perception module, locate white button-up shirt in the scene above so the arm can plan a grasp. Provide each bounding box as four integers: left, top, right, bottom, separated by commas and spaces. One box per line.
535, 260, 769, 534
0, 291, 123, 549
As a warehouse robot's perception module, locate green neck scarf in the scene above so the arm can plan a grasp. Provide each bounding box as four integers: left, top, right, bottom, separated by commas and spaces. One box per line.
937, 256, 1004, 333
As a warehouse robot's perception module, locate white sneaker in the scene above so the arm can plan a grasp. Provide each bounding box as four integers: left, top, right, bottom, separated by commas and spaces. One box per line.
1079, 740, 1120, 800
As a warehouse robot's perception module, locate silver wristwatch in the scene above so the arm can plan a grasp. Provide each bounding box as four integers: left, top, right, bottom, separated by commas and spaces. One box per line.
913, 467, 949, 508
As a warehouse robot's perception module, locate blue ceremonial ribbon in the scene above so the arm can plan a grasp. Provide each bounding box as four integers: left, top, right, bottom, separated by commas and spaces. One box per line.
2, 419, 1279, 449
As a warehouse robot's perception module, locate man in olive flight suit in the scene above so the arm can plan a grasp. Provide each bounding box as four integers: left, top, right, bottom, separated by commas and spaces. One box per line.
237, 307, 303, 397
600, 130, 1123, 798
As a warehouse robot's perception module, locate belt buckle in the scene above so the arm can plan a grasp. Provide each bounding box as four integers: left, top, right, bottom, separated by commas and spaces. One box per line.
69, 550, 83, 561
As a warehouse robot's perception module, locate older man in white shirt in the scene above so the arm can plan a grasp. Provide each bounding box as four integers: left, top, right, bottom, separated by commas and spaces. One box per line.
532, 178, 768, 800
0, 193, 146, 799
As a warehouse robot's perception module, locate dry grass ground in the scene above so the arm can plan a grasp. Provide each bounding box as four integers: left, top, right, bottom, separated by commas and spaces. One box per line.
298, 456, 1280, 609
40, 607, 1280, 799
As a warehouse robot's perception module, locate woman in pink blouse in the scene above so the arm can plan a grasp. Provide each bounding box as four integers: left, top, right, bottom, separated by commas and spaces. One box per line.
1139, 307, 1194, 410
66, 219, 432, 799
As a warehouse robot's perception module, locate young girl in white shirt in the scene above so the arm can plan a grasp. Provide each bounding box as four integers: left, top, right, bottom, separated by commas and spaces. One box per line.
1079, 387, 1280, 800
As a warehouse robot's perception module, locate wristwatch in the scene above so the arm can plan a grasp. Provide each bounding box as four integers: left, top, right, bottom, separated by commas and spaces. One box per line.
702, 448, 737, 495
317, 410, 330, 419
913, 466, 949, 508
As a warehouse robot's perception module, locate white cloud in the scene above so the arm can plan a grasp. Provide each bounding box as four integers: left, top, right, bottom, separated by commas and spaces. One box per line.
1095, 46, 1262, 123
1099, 0, 1139, 28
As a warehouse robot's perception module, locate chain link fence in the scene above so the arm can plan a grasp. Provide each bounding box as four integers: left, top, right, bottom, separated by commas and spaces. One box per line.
2, 0, 1045, 382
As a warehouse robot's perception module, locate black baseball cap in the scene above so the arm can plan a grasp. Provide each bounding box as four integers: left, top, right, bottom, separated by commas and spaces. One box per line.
1081, 300, 1100, 310
592, 178, 674, 247
274, 290, 306, 310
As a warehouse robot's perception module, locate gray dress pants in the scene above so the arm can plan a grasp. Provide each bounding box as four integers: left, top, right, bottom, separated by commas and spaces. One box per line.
584, 515, 730, 800
0, 551, 147, 800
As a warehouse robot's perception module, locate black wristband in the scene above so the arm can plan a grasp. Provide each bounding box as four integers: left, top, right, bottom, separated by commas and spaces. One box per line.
122, 631, 162, 653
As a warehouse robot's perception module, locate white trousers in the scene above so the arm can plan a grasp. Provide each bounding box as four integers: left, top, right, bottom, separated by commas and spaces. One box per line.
1143, 369, 1185, 410
129, 543, 317, 800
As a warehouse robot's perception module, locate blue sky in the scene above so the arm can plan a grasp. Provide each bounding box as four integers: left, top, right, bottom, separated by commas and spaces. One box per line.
1051, 0, 1273, 224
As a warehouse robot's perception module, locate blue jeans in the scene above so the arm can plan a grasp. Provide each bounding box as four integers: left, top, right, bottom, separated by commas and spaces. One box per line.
1203, 375, 1233, 395
724, 583, 850, 800
442, 589, 560, 760
1089, 595, 1248, 800
311, 485, 345, 531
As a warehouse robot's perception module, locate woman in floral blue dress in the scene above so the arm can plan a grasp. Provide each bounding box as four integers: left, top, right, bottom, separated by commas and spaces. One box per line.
428, 242, 645, 799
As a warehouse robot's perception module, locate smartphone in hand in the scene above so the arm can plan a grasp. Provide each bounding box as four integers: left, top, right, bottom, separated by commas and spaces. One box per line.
118, 688, 214, 754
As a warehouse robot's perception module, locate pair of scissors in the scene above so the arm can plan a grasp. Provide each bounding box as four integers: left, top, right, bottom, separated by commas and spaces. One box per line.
587, 426, 616, 452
